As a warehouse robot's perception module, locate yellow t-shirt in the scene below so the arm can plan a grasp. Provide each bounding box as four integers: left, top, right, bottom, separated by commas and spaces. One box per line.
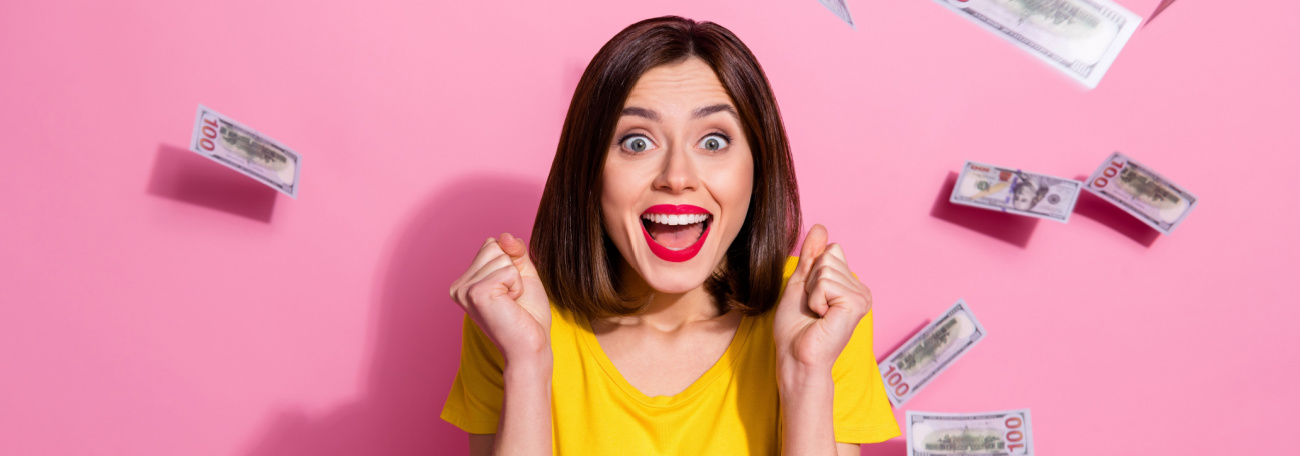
440, 257, 900, 454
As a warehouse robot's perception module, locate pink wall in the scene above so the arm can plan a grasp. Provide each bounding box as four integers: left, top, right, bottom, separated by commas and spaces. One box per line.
2, 0, 1295, 454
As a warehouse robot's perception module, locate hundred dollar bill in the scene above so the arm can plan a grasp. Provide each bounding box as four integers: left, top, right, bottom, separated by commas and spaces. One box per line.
817, 0, 856, 29
1084, 152, 1196, 234
950, 161, 1082, 223
189, 104, 301, 198
879, 299, 987, 407
933, 0, 1142, 88
907, 409, 1034, 456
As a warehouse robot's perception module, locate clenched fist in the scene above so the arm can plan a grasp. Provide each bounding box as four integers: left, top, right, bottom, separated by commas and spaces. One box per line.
448, 233, 552, 364
772, 224, 874, 373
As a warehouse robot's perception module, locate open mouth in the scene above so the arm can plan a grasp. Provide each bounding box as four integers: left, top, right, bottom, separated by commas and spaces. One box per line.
642, 213, 711, 249
640, 205, 712, 262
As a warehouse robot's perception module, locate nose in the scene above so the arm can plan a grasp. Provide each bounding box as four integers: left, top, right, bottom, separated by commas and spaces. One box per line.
652, 144, 699, 194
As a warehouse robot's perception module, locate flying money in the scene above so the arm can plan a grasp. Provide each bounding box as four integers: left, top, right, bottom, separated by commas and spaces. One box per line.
1084, 151, 1196, 234
189, 104, 302, 198
879, 299, 987, 407
932, 0, 1142, 88
817, 0, 856, 29
950, 161, 1082, 222
907, 409, 1034, 456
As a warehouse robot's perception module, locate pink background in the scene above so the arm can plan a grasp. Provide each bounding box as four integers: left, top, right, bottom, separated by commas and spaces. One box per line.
2, 0, 1296, 454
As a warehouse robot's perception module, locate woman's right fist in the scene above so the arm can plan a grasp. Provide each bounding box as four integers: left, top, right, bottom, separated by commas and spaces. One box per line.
449, 233, 552, 364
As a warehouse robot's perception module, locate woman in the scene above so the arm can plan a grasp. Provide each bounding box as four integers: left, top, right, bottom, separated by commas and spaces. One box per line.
443, 16, 899, 455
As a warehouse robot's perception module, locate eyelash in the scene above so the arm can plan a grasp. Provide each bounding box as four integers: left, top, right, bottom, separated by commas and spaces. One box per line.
704, 132, 732, 145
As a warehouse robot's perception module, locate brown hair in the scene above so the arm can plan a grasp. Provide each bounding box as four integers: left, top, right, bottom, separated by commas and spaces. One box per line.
530, 16, 801, 321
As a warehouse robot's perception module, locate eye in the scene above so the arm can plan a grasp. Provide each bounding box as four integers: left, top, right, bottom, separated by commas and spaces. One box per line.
620, 135, 655, 153
698, 134, 730, 152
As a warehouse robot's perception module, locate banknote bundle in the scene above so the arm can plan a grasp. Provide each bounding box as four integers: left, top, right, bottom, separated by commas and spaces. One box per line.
882, 302, 1035, 453
189, 104, 302, 198
1084, 152, 1197, 234
879, 299, 987, 407
932, 0, 1141, 88
950, 154, 1196, 234
950, 161, 1081, 222
907, 409, 1034, 456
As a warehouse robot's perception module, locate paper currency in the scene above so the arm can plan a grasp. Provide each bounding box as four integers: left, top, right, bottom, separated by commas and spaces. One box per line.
950, 161, 1082, 222
189, 104, 301, 198
1084, 151, 1196, 234
880, 299, 987, 407
907, 409, 1034, 456
933, 0, 1142, 88
817, 0, 856, 28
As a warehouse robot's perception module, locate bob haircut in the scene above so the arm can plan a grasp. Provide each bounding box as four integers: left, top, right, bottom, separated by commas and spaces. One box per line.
530, 16, 801, 321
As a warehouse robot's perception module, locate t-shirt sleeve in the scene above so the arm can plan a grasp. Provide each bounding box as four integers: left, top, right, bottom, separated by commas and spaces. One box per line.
440, 313, 505, 434
831, 309, 902, 443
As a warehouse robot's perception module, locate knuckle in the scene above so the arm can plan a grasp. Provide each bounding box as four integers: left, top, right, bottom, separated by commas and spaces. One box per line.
466, 281, 490, 302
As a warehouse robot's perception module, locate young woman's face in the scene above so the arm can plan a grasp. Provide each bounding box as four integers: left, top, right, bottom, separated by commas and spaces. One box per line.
601, 57, 754, 295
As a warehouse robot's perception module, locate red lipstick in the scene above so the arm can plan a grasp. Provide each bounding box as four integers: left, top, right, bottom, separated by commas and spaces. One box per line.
640, 205, 712, 263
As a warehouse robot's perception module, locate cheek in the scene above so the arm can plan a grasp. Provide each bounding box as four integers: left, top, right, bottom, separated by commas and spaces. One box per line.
714, 153, 755, 226
600, 158, 638, 233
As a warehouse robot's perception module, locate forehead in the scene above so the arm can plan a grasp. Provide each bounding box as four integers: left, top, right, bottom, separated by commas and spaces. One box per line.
624, 57, 734, 110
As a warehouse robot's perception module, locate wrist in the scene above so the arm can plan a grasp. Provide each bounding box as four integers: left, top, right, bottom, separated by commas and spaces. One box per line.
504, 349, 553, 379
777, 362, 833, 399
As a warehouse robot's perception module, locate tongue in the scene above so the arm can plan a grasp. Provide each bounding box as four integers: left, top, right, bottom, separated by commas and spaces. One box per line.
647, 221, 705, 250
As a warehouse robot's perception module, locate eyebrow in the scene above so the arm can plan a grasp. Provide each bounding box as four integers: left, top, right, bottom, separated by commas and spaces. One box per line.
619, 104, 739, 122
692, 104, 738, 120
621, 107, 660, 122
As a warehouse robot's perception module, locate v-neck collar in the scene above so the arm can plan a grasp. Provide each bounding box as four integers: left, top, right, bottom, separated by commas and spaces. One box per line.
578, 312, 756, 408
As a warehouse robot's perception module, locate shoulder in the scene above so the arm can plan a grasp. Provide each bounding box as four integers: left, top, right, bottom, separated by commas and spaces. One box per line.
782, 255, 799, 279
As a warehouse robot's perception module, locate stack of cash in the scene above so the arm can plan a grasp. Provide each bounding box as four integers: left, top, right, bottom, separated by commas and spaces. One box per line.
907, 409, 1034, 455
881, 300, 1033, 455
949, 154, 1196, 234
931, 0, 1141, 88
1084, 152, 1198, 234
950, 161, 1081, 223
189, 104, 302, 198
879, 299, 987, 407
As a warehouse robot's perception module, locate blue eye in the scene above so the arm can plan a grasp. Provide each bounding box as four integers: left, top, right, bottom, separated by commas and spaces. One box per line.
621, 135, 654, 153
699, 134, 729, 151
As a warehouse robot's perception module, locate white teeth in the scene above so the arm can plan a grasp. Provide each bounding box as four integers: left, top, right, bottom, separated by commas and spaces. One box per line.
641, 213, 711, 225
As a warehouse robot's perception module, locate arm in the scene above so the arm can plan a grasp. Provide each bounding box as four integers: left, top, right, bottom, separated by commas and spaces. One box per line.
467, 353, 553, 456
778, 366, 860, 456
494, 352, 553, 456
449, 234, 554, 456
772, 225, 876, 456
779, 365, 835, 456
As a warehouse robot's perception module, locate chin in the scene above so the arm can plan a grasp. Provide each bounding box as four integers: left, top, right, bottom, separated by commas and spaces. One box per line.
636, 258, 717, 295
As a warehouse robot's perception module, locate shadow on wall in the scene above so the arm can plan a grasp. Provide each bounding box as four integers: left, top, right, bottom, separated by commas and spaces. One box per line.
240, 175, 544, 456
861, 438, 907, 456
146, 144, 278, 222
929, 171, 1038, 248
1071, 175, 1159, 248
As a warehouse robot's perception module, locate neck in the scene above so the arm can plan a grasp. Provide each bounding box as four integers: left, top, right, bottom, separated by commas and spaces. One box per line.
611, 261, 727, 332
